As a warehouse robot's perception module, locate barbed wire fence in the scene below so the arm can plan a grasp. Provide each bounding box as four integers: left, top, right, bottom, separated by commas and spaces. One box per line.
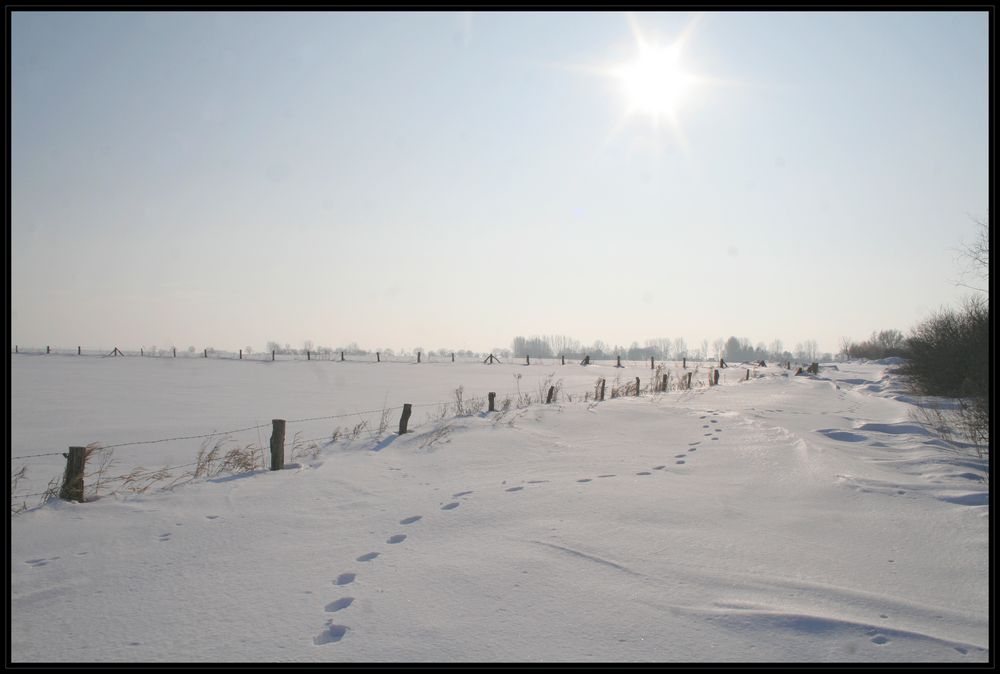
10, 352, 794, 512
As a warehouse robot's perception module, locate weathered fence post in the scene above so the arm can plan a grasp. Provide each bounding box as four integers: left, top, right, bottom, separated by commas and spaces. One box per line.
47, 346, 50, 354
683, 357, 686, 369
582, 355, 590, 366
141, 348, 143, 357
15, 345, 18, 353
307, 351, 310, 361
651, 356, 654, 370
59, 446, 86, 502
746, 368, 750, 381
376, 352, 380, 363
616, 355, 621, 367
546, 386, 555, 404
452, 353, 455, 362
239, 349, 242, 360
204, 348, 207, 358
398, 404, 412, 434
341, 352, 345, 362
714, 369, 720, 385
488, 392, 496, 412
272, 350, 275, 361
662, 373, 669, 392
635, 377, 641, 396
269, 419, 285, 471
417, 352, 421, 364
599, 379, 606, 401
561, 355, 565, 365
173, 347, 177, 358
526, 354, 530, 365
686, 372, 693, 389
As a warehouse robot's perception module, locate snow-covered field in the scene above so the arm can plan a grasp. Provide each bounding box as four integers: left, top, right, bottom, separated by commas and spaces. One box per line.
10, 356, 990, 662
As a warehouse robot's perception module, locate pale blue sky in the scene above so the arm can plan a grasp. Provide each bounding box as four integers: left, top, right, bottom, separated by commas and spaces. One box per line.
11, 11, 989, 355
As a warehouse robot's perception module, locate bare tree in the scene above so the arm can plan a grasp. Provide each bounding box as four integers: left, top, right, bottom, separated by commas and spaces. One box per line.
956, 216, 988, 295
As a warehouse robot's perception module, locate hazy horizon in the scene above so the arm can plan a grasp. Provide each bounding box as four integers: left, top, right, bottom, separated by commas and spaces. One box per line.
10, 11, 989, 356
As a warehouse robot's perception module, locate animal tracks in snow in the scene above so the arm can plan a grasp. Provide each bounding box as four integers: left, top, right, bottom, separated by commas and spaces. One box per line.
316, 424, 715, 646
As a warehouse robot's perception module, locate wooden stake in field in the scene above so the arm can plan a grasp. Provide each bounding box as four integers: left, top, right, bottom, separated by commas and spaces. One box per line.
398, 404, 413, 434
59, 446, 86, 502
488, 392, 496, 412
269, 420, 285, 471
547, 386, 555, 404
635, 377, 640, 396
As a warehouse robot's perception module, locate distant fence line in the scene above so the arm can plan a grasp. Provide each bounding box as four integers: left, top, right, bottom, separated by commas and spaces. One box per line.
10, 345, 799, 371
11, 354, 807, 510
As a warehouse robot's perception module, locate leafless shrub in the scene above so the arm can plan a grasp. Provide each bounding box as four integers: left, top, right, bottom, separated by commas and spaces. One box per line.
348, 419, 370, 441
377, 407, 392, 436
419, 422, 453, 449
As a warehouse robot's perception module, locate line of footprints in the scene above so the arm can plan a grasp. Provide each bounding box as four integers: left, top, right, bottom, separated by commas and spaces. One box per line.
314, 410, 726, 645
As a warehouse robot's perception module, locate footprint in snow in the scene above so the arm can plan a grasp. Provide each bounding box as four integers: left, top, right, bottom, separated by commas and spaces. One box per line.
325, 597, 354, 612
675, 454, 687, 458
441, 502, 460, 510
688, 448, 698, 452
577, 479, 592, 483
158, 533, 172, 542
506, 486, 524, 492
453, 491, 473, 497
636, 472, 651, 476
334, 573, 355, 586
314, 623, 348, 645
205, 515, 220, 520
676, 460, 686, 465
653, 465, 666, 470
527, 480, 549, 484
399, 516, 422, 525
356, 552, 379, 562
387, 534, 406, 544
598, 474, 616, 478
870, 635, 890, 645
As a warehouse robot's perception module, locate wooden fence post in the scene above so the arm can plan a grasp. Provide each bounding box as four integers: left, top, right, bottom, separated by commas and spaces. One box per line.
341, 352, 345, 362
173, 347, 177, 358
616, 355, 621, 367
662, 373, 669, 392
526, 354, 530, 365
307, 351, 310, 361
561, 355, 565, 365
239, 349, 242, 360
635, 377, 640, 396
272, 350, 275, 361
714, 369, 720, 385
546, 386, 555, 404
376, 352, 380, 363
269, 420, 285, 471
204, 349, 207, 358
683, 357, 686, 369
141, 348, 143, 357
488, 392, 496, 412
417, 352, 421, 364
59, 446, 86, 502
651, 356, 654, 369
599, 379, 606, 401
746, 368, 750, 381
15, 345, 17, 353
398, 404, 412, 434
47, 346, 50, 354
686, 372, 693, 389
452, 353, 455, 362
78, 346, 81, 355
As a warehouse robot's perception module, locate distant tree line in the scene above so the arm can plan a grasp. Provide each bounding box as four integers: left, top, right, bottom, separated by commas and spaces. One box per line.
509, 335, 830, 363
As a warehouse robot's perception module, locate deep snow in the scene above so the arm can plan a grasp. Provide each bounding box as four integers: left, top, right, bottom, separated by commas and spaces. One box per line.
9, 356, 990, 662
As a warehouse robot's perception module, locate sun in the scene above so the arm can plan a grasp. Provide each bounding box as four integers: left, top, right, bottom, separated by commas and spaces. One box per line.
616, 43, 695, 118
